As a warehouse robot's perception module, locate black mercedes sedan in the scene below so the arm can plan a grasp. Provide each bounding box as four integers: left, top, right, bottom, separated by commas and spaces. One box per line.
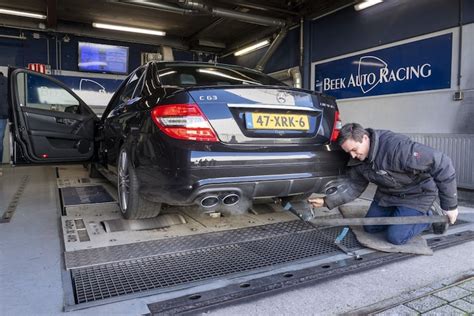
9, 61, 348, 219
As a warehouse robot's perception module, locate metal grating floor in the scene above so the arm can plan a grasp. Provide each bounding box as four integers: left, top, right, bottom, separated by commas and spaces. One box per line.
70, 222, 360, 304
146, 230, 474, 315
65, 220, 357, 269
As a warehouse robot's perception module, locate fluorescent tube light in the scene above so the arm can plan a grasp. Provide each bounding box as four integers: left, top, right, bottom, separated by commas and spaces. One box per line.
198, 69, 260, 85
0, 8, 46, 19
234, 40, 270, 57
354, 0, 383, 11
92, 23, 166, 36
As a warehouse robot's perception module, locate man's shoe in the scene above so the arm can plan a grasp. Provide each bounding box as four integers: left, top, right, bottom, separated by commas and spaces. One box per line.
430, 201, 449, 235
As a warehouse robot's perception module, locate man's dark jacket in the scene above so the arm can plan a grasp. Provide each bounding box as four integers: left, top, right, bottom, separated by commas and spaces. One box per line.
325, 129, 458, 213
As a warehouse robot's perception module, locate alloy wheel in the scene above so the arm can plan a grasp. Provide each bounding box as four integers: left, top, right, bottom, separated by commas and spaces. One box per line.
118, 150, 130, 213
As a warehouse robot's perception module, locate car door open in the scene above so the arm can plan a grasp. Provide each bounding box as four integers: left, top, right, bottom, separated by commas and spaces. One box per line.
9, 68, 97, 164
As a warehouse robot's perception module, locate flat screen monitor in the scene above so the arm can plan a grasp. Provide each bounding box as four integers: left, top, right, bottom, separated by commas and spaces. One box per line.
78, 42, 129, 74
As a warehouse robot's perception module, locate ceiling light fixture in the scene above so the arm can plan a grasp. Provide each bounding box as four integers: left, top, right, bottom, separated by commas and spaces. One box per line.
92, 23, 166, 36
234, 40, 270, 57
0, 8, 46, 20
198, 69, 260, 85
354, 0, 383, 11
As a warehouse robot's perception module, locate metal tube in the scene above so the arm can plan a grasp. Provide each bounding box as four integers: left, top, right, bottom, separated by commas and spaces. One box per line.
267, 67, 301, 88
311, 1, 356, 21
178, 0, 207, 11
55, 37, 59, 70
309, 215, 448, 227
457, 0, 463, 89
59, 40, 62, 70
230, 0, 299, 16
299, 17, 304, 68
120, 0, 287, 26
46, 37, 50, 66
255, 28, 288, 72
210, 8, 286, 27
119, 0, 194, 14
289, 68, 302, 88
176, 0, 286, 27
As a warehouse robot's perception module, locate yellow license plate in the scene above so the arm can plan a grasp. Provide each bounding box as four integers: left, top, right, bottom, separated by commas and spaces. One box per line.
246, 112, 310, 131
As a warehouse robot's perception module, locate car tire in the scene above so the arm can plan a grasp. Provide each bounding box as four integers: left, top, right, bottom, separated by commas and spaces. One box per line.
117, 147, 161, 219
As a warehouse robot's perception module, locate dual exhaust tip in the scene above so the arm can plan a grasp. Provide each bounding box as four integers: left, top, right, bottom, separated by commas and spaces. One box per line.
200, 193, 240, 208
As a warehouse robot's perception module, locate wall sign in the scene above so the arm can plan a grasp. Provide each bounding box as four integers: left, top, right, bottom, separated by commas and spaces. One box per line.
313, 34, 452, 99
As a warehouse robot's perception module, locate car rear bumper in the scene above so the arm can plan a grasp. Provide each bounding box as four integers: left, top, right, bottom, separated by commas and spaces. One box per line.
134, 146, 348, 206
138, 171, 346, 205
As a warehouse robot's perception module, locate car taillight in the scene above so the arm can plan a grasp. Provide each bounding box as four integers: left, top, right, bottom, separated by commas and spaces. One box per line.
151, 103, 218, 142
330, 111, 342, 142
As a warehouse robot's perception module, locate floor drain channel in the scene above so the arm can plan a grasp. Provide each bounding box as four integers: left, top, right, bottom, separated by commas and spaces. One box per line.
0, 175, 29, 223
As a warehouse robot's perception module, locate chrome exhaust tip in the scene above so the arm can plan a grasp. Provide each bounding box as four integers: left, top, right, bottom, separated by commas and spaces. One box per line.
200, 196, 220, 208
222, 193, 240, 206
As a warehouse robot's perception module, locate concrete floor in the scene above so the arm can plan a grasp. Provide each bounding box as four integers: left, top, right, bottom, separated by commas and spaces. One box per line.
0, 164, 473, 316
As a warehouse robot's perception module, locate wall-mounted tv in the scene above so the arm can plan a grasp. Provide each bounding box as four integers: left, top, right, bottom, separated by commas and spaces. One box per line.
78, 42, 129, 74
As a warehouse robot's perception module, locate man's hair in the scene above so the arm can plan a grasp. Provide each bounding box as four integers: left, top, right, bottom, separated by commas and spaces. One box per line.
337, 123, 369, 145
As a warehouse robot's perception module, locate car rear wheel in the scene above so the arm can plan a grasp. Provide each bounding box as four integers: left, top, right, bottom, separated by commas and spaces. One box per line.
117, 147, 161, 219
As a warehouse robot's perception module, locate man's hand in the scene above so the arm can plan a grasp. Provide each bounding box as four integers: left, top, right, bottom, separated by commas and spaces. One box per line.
308, 197, 325, 209
445, 208, 458, 224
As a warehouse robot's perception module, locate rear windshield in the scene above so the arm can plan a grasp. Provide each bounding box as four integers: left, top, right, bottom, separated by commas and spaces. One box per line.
154, 64, 286, 87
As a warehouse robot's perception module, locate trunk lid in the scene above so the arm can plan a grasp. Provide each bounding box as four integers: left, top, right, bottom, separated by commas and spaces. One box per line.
187, 86, 338, 145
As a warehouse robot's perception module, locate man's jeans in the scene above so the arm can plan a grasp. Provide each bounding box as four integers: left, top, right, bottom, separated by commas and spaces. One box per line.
0, 118, 6, 163
364, 200, 430, 245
